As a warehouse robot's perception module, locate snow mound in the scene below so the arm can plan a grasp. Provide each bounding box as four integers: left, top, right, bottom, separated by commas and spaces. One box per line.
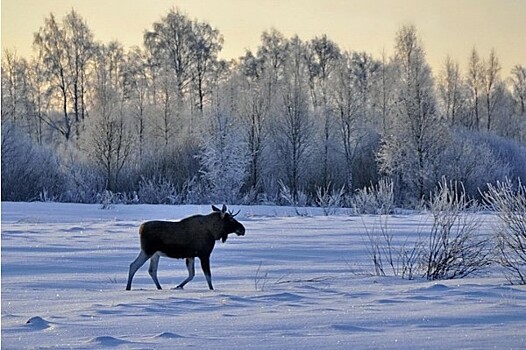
88, 336, 130, 346
25, 316, 53, 331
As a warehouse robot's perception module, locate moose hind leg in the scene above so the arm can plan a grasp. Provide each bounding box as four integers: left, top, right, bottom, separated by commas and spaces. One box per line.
148, 253, 162, 290
175, 258, 195, 289
200, 256, 214, 290
126, 250, 151, 290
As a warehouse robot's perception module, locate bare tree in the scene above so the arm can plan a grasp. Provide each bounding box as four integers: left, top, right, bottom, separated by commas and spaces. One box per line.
122, 47, 150, 159
482, 49, 502, 131
32, 11, 95, 141
332, 52, 363, 192
84, 43, 133, 191
305, 35, 341, 187
510, 65, 526, 117
274, 36, 313, 201
63, 10, 95, 125
466, 48, 484, 130
437, 56, 465, 126
238, 50, 269, 193
190, 20, 224, 114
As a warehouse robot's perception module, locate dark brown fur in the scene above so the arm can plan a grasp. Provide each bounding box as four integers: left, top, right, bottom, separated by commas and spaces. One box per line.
126, 206, 245, 290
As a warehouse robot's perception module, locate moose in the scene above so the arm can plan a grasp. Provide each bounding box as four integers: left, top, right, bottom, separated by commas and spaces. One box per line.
126, 205, 245, 291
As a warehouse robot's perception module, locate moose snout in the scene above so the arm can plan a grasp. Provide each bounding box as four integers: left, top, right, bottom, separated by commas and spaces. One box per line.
236, 226, 246, 236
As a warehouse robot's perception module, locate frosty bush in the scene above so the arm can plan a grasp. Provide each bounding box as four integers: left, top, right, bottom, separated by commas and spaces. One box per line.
1, 124, 65, 201
352, 178, 394, 215
363, 179, 491, 280
315, 183, 345, 216
363, 215, 422, 279
483, 179, 526, 284
423, 180, 491, 280
138, 176, 180, 204
181, 176, 210, 204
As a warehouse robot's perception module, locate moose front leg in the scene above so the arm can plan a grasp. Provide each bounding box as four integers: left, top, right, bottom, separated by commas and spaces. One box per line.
175, 258, 195, 289
200, 256, 214, 290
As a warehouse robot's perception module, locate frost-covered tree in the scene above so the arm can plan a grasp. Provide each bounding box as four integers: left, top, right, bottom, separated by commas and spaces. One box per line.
122, 47, 150, 159
238, 50, 269, 193
482, 49, 502, 131
83, 43, 133, 191
190, 20, 224, 114
272, 36, 314, 201
198, 103, 249, 203
378, 25, 446, 201
33, 10, 95, 141
305, 35, 341, 187
332, 52, 364, 191
437, 56, 466, 126
511, 65, 526, 117
466, 48, 484, 130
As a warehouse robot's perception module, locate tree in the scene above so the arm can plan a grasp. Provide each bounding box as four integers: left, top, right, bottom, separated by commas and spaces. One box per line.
332, 52, 363, 191
190, 20, 224, 114
273, 36, 314, 201
305, 35, 341, 187
144, 8, 194, 105
510, 65, 526, 129
510, 65, 526, 144
198, 94, 249, 203
84, 43, 133, 191
33, 11, 95, 141
238, 50, 269, 193
63, 10, 95, 125
1, 51, 29, 125
378, 25, 445, 201
482, 49, 502, 131
437, 56, 465, 126
122, 47, 150, 159
466, 48, 484, 130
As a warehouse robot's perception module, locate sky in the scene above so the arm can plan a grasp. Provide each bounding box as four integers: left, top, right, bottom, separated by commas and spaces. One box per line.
2, 0, 525, 75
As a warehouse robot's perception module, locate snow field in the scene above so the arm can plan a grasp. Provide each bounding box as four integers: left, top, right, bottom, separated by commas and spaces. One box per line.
2, 202, 525, 349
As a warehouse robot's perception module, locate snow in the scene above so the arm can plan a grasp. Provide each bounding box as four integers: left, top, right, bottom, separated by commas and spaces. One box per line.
2, 202, 525, 349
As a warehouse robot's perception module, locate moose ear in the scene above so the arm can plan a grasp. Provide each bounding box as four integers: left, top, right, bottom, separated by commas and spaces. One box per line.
221, 204, 227, 213
212, 205, 221, 212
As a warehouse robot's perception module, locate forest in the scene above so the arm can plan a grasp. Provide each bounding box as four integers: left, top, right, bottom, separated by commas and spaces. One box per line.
2, 8, 526, 207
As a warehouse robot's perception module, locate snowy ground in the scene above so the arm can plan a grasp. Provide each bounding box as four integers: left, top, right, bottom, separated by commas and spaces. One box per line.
2, 202, 525, 349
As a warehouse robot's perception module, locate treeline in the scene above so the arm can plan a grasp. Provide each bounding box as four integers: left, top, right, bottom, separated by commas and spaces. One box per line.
2, 8, 526, 206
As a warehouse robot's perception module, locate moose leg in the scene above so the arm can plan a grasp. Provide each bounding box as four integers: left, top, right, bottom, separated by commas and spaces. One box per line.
200, 256, 214, 290
148, 253, 162, 290
175, 258, 195, 289
126, 250, 151, 290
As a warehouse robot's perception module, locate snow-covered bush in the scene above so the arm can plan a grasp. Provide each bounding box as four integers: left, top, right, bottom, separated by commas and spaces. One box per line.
363, 215, 422, 279
181, 176, 210, 204
483, 179, 526, 284
315, 183, 345, 216
138, 176, 180, 204
1, 124, 65, 201
363, 179, 492, 280
423, 180, 491, 280
351, 178, 394, 215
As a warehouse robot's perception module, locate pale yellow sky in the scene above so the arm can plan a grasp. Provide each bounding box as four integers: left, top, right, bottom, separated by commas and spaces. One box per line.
1, 0, 525, 74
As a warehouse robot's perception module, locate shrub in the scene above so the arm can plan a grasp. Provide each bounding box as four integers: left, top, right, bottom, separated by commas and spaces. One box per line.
352, 178, 394, 215
138, 176, 180, 204
483, 179, 526, 284
423, 180, 491, 280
